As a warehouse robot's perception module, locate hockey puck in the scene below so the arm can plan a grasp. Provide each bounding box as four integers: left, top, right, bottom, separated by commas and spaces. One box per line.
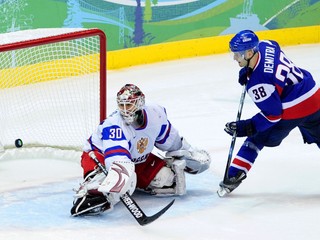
15, 139, 23, 148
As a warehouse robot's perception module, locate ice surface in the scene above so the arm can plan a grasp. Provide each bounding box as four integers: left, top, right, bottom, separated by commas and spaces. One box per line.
0, 44, 319, 240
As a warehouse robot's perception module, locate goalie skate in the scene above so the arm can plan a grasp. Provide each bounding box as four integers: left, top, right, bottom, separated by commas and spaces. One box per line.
71, 194, 112, 217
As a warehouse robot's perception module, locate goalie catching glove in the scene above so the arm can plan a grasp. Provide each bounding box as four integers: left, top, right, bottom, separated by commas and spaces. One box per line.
166, 137, 211, 174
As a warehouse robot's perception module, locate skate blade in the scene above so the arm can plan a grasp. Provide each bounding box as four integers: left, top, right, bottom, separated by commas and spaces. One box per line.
217, 186, 229, 197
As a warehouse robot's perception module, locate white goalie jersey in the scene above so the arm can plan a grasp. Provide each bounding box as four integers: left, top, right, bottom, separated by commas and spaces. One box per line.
83, 102, 182, 170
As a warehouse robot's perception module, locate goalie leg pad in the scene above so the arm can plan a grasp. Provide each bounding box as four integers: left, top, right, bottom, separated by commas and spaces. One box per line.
147, 159, 186, 196
148, 166, 175, 189
172, 159, 186, 195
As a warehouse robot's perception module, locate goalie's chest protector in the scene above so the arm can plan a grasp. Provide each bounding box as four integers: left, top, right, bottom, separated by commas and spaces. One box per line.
126, 105, 169, 164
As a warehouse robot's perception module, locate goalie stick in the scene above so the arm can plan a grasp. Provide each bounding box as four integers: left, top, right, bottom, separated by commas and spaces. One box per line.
217, 84, 246, 197
89, 152, 175, 226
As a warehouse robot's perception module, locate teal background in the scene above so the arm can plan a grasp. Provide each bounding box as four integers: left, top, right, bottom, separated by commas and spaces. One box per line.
0, 0, 319, 51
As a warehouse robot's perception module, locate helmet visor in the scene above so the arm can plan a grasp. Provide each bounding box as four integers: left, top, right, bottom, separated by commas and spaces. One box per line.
231, 50, 246, 62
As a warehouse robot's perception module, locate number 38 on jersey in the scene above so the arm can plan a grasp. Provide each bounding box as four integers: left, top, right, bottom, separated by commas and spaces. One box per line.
248, 83, 274, 103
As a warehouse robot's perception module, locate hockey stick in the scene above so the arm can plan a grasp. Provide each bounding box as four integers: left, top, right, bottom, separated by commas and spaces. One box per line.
217, 84, 246, 197
89, 152, 175, 226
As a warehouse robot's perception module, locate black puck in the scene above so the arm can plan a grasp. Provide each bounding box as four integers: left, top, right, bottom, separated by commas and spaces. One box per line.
15, 139, 23, 148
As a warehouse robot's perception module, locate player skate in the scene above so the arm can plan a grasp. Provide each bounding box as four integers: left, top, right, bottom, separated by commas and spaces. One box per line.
217, 171, 247, 197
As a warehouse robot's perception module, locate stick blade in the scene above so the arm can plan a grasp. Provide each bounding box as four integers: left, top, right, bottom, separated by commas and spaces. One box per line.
137, 199, 175, 226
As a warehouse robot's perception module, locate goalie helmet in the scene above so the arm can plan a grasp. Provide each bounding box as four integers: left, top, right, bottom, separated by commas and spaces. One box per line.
117, 84, 145, 124
229, 30, 259, 54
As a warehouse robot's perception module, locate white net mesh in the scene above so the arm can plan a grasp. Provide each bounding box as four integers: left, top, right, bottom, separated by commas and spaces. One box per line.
0, 28, 106, 156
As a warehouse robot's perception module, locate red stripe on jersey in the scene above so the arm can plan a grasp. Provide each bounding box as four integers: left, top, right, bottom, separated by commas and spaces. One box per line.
275, 83, 283, 95
232, 158, 252, 172
105, 148, 130, 158
282, 88, 320, 120
266, 114, 282, 122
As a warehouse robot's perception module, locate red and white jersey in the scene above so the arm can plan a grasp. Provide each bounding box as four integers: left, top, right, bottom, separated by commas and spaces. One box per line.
83, 103, 181, 170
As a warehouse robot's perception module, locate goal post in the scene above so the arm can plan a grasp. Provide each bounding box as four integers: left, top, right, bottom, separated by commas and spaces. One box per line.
0, 28, 107, 157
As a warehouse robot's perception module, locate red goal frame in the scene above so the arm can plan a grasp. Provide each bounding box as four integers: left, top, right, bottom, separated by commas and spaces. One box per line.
0, 28, 107, 121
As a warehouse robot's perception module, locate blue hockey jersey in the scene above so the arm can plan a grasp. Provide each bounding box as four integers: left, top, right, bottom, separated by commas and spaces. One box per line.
247, 40, 320, 133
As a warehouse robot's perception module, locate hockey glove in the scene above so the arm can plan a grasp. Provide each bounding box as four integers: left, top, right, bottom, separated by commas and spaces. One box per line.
238, 67, 253, 86
219, 171, 246, 193
224, 119, 256, 137
238, 67, 248, 86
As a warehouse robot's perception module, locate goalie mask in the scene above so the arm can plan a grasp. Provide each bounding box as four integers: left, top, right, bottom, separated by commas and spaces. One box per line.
117, 84, 145, 124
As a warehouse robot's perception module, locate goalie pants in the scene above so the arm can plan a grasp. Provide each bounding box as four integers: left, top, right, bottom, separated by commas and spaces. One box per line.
81, 151, 166, 189
228, 109, 320, 178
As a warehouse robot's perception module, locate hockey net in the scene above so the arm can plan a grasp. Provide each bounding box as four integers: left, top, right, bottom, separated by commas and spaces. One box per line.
0, 28, 106, 160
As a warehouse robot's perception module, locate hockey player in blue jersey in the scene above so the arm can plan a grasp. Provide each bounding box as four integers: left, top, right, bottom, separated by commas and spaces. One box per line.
218, 30, 320, 196
71, 84, 211, 216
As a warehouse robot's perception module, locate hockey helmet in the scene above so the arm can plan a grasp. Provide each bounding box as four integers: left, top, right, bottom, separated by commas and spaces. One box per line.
229, 30, 259, 53
117, 84, 145, 124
